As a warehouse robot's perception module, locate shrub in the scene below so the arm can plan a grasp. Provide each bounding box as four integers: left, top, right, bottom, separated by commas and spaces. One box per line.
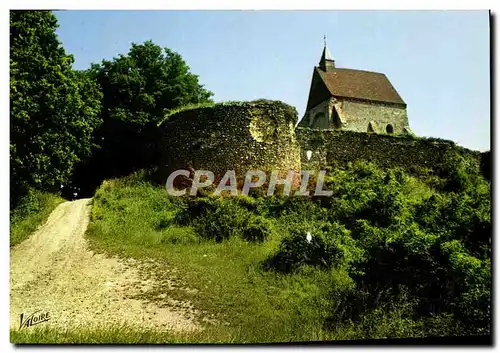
256, 195, 326, 220
265, 221, 361, 273
174, 196, 252, 242
10, 188, 46, 222
263, 160, 491, 334
242, 216, 273, 242
439, 150, 482, 193
414, 190, 491, 259
10, 188, 63, 245
234, 194, 258, 212
193, 201, 249, 242
350, 218, 490, 334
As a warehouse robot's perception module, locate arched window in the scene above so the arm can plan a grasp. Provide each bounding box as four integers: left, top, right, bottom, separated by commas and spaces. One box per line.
386, 124, 394, 134
367, 122, 375, 133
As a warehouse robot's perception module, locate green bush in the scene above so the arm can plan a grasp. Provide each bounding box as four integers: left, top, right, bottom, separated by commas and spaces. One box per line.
173, 195, 277, 243
439, 150, 483, 193
263, 160, 491, 334
10, 188, 63, 246
242, 216, 273, 242
265, 221, 361, 273
351, 222, 490, 333
256, 195, 326, 220
194, 202, 249, 241
10, 188, 47, 222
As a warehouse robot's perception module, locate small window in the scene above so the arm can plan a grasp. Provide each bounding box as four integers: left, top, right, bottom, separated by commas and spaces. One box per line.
367, 122, 375, 133
386, 124, 394, 134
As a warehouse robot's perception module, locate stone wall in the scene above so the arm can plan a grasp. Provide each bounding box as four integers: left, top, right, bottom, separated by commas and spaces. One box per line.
334, 98, 409, 134
299, 97, 409, 134
295, 127, 481, 174
299, 98, 332, 129
154, 99, 485, 186
158, 100, 301, 182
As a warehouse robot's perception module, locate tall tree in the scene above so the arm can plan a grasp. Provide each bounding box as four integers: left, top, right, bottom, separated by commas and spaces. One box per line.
78, 40, 213, 189
91, 41, 213, 126
10, 10, 102, 203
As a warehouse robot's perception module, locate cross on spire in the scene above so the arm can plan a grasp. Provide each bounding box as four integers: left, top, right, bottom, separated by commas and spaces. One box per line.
319, 35, 335, 72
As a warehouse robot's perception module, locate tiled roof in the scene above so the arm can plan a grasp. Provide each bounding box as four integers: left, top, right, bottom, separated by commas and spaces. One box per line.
316, 67, 406, 106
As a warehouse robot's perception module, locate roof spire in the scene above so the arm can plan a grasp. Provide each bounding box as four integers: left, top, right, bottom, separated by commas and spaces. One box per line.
319, 35, 335, 71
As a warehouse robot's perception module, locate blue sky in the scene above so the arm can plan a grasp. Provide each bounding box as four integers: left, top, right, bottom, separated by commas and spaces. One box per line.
54, 10, 490, 151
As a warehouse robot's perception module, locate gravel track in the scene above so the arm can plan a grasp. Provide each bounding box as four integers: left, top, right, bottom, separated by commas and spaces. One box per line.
10, 198, 199, 333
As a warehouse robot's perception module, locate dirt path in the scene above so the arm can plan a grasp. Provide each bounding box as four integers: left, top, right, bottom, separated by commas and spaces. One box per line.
10, 198, 200, 333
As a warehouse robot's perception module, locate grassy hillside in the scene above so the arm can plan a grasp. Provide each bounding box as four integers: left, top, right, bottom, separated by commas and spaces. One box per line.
10, 189, 64, 246
19, 153, 489, 344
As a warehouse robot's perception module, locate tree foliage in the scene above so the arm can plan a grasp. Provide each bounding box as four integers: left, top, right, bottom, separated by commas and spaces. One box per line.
10, 10, 102, 204
90, 41, 213, 126
73, 41, 213, 193
10, 12, 214, 200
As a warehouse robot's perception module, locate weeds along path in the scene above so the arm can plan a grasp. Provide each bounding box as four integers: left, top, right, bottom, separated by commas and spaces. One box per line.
10, 198, 200, 333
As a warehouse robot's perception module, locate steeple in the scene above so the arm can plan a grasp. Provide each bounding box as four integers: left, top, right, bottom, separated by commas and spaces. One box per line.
319, 35, 335, 72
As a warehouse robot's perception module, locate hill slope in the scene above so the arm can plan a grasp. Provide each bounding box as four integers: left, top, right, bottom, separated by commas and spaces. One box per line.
10, 198, 198, 334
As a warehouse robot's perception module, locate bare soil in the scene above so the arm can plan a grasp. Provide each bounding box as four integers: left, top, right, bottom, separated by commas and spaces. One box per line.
10, 198, 200, 333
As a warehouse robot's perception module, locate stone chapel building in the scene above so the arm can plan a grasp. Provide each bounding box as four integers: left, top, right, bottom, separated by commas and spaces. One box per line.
298, 42, 411, 134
